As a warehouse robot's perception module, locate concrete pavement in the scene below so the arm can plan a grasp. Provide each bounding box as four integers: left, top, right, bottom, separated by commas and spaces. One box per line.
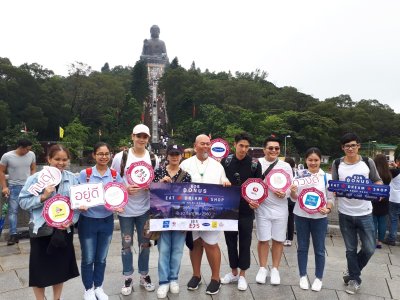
1, 228, 400, 300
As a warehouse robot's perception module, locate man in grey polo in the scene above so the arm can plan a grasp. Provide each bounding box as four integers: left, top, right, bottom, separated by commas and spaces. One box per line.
0, 139, 36, 245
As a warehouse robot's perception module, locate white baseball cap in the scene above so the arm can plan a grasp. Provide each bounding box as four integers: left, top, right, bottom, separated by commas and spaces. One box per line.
132, 124, 151, 136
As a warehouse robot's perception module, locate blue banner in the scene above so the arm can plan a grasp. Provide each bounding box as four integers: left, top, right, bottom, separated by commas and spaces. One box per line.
149, 182, 240, 231
328, 174, 390, 201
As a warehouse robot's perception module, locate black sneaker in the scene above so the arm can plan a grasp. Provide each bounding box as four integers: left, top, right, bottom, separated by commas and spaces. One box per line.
206, 279, 221, 295
7, 234, 19, 246
187, 276, 202, 290
343, 270, 350, 285
383, 239, 396, 246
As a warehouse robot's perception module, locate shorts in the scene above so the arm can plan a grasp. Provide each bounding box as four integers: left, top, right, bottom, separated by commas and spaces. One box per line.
255, 215, 287, 242
192, 231, 220, 245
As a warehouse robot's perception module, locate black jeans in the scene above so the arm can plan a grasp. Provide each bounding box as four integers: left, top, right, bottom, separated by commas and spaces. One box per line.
287, 199, 295, 240
224, 216, 254, 271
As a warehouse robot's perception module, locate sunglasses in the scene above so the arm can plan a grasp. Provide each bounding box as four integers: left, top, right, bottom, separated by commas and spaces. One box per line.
266, 147, 280, 151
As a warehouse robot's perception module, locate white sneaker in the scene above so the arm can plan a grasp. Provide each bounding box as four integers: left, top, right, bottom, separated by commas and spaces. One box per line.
256, 267, 268, 284
121, 278, 133, 296
83, 288, 96, 300
299, 276, 309, 290
221, 272, 240, 284
94, 286, 108, 300
140, 275, 155, 292
238, 276, 248, 291
169, 281, 180, 294
270, 268, 281, 285
311, 278, 323, 292
284, 240, 292, 246
157, 284, 169, 299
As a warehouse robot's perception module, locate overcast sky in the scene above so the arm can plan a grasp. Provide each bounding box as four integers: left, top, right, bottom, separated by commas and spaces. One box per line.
2, 0, 399, 112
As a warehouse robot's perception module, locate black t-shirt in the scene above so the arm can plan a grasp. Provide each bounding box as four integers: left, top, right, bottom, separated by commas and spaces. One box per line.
221, 154, 262, 218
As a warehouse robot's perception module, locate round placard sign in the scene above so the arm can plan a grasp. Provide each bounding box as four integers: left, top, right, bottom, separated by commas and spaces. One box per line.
265, 169, 291, 192
241, 178, 268, 204
104, 182, 128, 211
298, 187, 326, 214
209, 138, 230, 160
126, 161, 155, 187
42, 195, 73, 228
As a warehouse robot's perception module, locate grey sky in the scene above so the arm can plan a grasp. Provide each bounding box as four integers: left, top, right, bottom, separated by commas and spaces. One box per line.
2, 0, 399, 112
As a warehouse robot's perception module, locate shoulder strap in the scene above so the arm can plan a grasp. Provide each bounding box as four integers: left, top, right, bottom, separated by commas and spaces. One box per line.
174, 170, 187, 183
85, 167, 92, 182
334, 158, 341, 175
120, 150, 128, 177
110, 169, 117, 181
261, 160, 278, 180
362, 156, 370, 170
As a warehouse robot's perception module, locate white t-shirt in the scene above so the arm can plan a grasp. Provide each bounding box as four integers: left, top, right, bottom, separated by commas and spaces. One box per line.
257, 158, 293, 218
111, 149, 157, 217
180, 156, 227, 184
389, 170, 400, 203
292, 169, 334, 219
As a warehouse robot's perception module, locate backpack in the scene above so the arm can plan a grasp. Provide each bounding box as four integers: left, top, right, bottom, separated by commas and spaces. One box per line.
85, 167, 117, 183
223, 154, 259, 175
119, 149, 157, 177
334, 156, 370, 178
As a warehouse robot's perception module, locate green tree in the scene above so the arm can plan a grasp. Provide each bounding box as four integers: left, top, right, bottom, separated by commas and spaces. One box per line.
62, 118, 90, 160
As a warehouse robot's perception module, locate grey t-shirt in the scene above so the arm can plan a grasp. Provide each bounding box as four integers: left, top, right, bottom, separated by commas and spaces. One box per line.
0, 150, 36, 185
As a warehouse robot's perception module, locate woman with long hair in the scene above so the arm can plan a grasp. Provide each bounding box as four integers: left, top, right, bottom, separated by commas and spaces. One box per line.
290, 147, 334, 292
19, 144, 80, 300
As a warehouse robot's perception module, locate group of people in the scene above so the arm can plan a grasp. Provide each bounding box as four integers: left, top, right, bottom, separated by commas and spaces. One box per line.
0, 126, 398, 299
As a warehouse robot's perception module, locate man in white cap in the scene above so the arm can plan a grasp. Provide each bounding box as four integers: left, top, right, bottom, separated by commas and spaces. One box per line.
111, 124, 159, 296
180, 134, 231, 295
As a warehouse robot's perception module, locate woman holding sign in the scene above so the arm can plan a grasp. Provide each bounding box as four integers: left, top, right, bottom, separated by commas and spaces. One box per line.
77, 142, 124, 300
19, 144, 80, 300
289, 147, 334, 292
153, 144, 191, 299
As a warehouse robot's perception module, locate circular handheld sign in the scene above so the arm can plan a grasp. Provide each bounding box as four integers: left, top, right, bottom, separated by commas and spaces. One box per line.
209, 138, 230, 160
42, 195, 74, 228
265, 169, 291, 192
241, 178, 268, 204
126, 161, 155, 187
298, 187, 326, 214
104, 182, 128, 211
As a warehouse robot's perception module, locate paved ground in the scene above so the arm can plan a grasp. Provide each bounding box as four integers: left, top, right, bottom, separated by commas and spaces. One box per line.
1, 227, 400, 300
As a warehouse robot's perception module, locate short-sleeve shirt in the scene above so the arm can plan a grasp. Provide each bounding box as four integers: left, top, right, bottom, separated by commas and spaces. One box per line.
0, 150, 36, 185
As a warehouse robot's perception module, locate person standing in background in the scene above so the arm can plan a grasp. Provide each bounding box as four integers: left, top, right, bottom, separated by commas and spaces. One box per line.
0, 138, 36, 245
284, 157, 296, 247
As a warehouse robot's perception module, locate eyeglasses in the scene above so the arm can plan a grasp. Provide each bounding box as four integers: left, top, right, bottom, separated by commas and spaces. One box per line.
96, 153, 111, 157
266, 147, 280, 151
343, 143, 359, 150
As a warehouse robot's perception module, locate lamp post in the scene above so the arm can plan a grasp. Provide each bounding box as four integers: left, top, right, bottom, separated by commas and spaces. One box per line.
284, 135, 291, 157
368, 140, 377, 157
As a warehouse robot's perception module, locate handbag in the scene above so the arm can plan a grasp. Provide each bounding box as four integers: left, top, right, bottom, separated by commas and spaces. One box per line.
29, 222, 54, 238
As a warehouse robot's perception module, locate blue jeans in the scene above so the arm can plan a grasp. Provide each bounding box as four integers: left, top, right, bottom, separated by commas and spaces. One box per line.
339, 213, 375, 284
157, 231, 186, 285
9, 185, 23, 235
388, 202, 400, 242
118, 211, 150, 276
78, 214, 114, 290
373, 215, 387, 242
295, 215, 328, 279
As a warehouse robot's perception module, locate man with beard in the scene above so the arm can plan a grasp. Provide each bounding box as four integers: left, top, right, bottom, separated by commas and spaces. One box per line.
180, 134, 231, 295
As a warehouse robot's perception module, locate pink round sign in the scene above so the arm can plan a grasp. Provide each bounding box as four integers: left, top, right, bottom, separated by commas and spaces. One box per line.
126, 161, 155, 187
104, 182, 128, 211
241, 178, 268, 204
265, 169, 291, 193
209, 138, 230, 160
42, 195, 74, 228
298, 187, 326, 214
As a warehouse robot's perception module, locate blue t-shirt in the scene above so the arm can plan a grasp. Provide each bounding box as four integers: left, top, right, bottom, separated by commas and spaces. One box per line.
77, 167, 124, 218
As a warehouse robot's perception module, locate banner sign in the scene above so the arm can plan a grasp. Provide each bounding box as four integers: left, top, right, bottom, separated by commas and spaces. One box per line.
149, 182, 240, 231
209, 138, 230, 160
28, 166, 62, 196
42, 195, 74, 228
328, 175, 390, 201
70, 183, 105, 209
126, 161, 154, 187
241, 178, 268, 204
265, 169, 291, 192
298, 187, 326, 214
293, 174, 319, 187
